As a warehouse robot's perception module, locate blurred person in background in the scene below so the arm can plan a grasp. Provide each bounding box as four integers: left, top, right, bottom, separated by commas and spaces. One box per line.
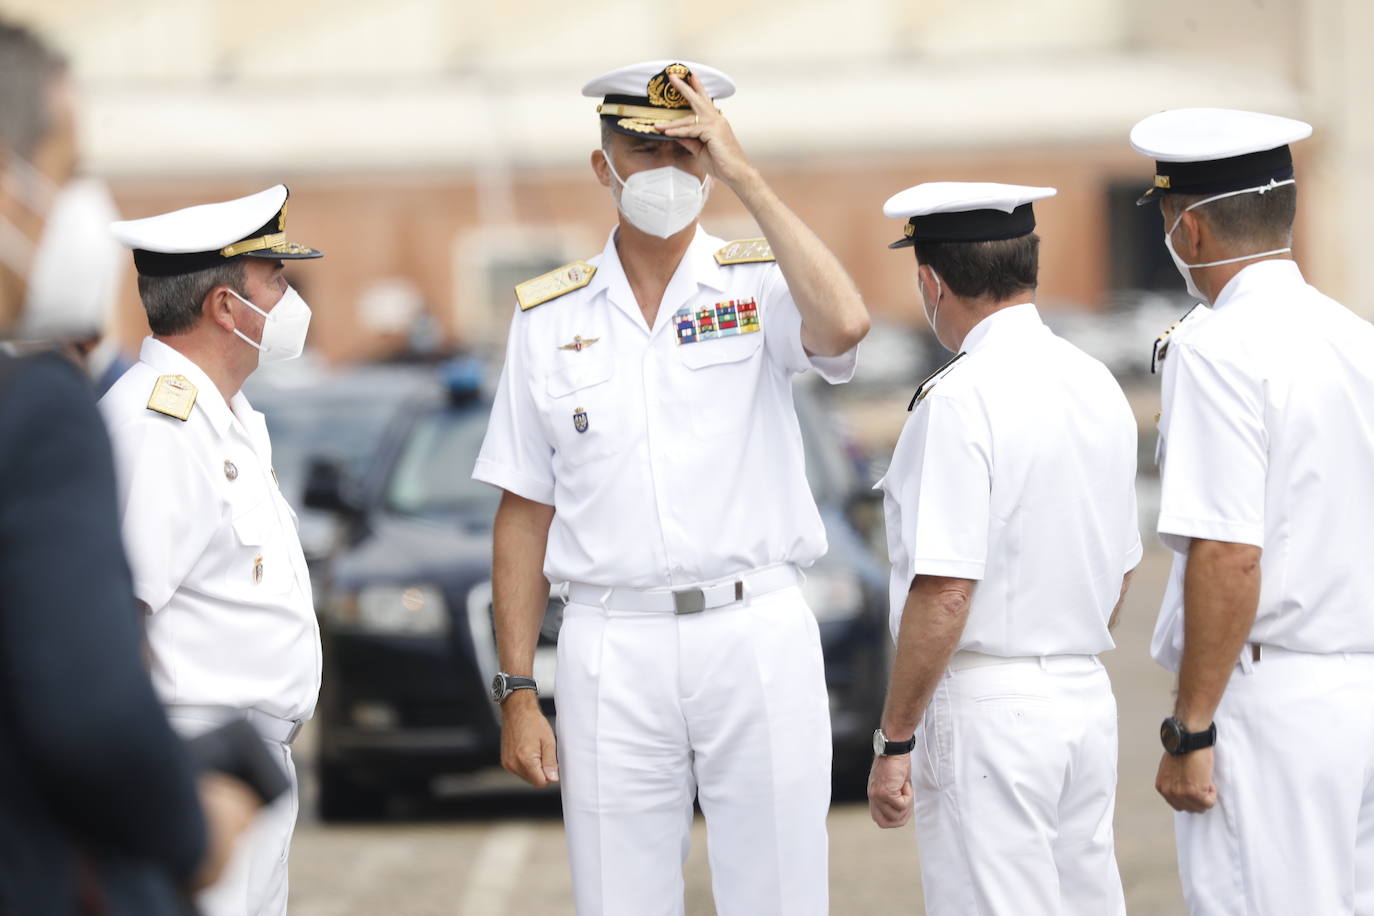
474, 60, 868, 914
99, 187, 325, 916
0, 20, 130, 395
1134, 108, 1374, 915
868, 183, 1139, 916
0, 19, 258, 915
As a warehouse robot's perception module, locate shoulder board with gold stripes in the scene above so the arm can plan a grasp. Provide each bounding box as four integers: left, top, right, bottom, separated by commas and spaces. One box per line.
514, 261, 596, 311
908, 352, 966, 411
714, 238, 775, 265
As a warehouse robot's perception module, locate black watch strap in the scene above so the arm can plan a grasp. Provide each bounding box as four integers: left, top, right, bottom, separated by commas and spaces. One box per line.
1160, 716, 1217, 755
873, 728, 916, 757
492, 673, 538, 704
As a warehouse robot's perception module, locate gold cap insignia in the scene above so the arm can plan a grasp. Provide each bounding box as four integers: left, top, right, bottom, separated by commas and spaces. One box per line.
1154, 174, 1171, 189
903, 222, 916, 239
647, 63, 692, 109
146, 374, 198, 421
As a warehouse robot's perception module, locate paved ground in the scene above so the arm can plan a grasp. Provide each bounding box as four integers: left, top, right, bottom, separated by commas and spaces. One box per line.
289, 547, 1185, 915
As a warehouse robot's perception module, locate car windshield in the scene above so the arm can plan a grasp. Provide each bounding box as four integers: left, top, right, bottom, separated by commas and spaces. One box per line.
261, 398, 401, 497
385, 408, 501, 518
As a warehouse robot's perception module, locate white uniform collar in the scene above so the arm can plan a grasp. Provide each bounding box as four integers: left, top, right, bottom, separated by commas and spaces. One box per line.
1212, 258, 1304, 311
585, 225, 731, 330
138, 336, 254, 439
958, 302, 1042, 353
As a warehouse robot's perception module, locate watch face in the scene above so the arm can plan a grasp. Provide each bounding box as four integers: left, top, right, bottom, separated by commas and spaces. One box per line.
490, 674, 505, 703
1160, 718, 1182, 754
873, 729, 886, 756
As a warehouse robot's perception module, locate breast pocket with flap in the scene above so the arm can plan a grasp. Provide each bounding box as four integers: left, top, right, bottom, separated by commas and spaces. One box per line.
543, 352, 623, 468
677, 332, 766, 438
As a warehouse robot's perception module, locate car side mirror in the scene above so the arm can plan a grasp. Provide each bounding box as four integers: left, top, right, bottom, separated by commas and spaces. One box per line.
303, 458, 357, 515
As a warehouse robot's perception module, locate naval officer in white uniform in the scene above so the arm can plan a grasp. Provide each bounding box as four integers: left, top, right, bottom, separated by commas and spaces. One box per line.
1134, 108, 1374, 915
868, 183, 1140, 915
100, 185, 323, 916
472, 60, 869, 915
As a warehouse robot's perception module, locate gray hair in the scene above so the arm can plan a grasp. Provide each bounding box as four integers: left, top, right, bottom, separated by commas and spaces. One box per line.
0, 20, 66, 159
137, 261, 247, 336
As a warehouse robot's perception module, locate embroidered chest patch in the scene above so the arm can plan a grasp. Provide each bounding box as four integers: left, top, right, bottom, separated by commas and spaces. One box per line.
674, 298, 761, 345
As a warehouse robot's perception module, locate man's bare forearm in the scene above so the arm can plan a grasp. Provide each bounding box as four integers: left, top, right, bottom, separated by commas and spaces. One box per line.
1108, 567, 1137, 632
729, 171, 869, 357
880, 575, 975, 741
492, 490, 556, 677
1176, 538, 1261, 730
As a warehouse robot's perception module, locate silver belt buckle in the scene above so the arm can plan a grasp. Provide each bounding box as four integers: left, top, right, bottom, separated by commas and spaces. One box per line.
673, 588, 706, 615
284, 719, 304, 745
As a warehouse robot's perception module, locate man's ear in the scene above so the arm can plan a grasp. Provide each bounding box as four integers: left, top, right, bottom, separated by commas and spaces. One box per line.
915, 262, 934, 300
1175, 209, 1207, 261
590, 148, 612, 188
204, 285, 237, 333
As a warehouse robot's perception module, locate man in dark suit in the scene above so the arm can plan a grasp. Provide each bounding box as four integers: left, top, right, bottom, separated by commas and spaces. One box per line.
0, 20, 256, 915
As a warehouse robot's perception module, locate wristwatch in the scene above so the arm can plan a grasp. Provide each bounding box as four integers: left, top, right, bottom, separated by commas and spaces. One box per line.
490, 672, 538, 704
1159, 716, 1217, 756
873, 727, 916, 757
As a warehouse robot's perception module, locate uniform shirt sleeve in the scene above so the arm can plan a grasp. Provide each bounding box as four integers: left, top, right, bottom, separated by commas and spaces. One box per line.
472, 306, 556, 505
760, 266, 858, 384
1157, 340, 1267, 549
890, 393, 992, 580
1124, 479, 1144, 573
107, 418, 220, 614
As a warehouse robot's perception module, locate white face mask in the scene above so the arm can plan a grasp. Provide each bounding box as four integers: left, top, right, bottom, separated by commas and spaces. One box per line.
602, 147, 710, 239
1163, 178, 1296, 303
228, 285, 312, 365
921, 270, 951, 352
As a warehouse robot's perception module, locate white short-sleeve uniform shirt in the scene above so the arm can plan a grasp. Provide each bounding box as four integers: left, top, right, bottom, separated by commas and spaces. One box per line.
472, 226, 858, 588
100, 338, 321, 721
878, 304, 1142, 655
1151, 260, 1374, 670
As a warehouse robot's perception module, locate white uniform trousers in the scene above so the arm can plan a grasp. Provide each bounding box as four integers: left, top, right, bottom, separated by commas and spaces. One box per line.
554, 583, 831, 916
165, 709, 300, 916
1174, 647, 1374, 915
912, 654, 1125, 916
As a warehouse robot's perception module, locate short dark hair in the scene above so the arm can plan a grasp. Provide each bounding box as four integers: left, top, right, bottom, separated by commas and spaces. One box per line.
0, 21, 67, 159
1167, 183, 1296, 249
912, 233, 1039, 302
137, 261, 246, 336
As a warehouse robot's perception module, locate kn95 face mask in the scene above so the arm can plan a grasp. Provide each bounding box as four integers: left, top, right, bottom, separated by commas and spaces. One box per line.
229, 285, 312, 365
602, 148, 710, 239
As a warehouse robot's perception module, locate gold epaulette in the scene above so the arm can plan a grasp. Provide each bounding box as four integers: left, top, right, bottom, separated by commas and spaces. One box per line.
714, 238, 775, 265
146, 374, 197, 421
908, 352, 967, 411
514, 261, 596, 311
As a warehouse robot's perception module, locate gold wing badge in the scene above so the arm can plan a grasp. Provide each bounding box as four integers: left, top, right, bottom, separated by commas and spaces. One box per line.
558, 335, 601, 352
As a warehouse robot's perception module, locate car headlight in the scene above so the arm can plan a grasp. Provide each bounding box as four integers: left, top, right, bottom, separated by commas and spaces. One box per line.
801, 570, 866, 624
332, 584, 448, 635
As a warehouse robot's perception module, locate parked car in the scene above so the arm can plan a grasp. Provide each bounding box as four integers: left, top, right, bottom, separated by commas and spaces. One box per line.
300, 364, 890, 819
